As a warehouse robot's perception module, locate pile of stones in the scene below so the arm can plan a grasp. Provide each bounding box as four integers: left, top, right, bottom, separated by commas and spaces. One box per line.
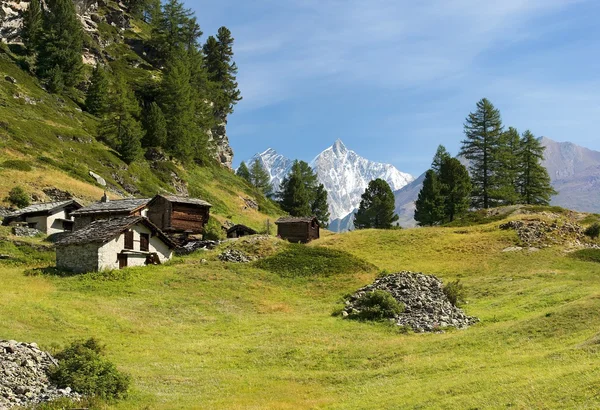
11, 225, 42, 238
0, 340, 79, 409
176, 240, 219, 255
499, 219, 585, 247
343, 272, 479, 332
218, 249, 251, 263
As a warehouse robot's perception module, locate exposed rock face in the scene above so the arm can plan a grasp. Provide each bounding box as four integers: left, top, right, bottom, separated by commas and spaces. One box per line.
208, 122, 234, 169
499, 219, 586, 247
42, 188, 73, 202
0, 340, 80, 409
343, 272, 479, 332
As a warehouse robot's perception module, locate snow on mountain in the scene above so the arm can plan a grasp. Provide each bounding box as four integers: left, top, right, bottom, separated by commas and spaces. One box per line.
247, 139, 414, 226
311, 139, 414, 222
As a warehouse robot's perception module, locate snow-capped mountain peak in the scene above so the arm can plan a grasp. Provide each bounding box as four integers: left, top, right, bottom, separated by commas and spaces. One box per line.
331, 139, 348, 156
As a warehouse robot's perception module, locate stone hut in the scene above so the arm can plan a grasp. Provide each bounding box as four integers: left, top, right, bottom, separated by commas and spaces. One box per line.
226, 224, 257, 239
147, 195, 212, 236
1, 200, 82, 234
71, 196, 150, 230
275, 216, 320, 243
55, 216, 177, 273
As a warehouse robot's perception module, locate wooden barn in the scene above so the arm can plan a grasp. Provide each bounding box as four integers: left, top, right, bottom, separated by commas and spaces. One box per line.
226, 224, 257, 239
71, 196, 151, 230
275, 216, 320, 243
1, 200, 82, 235
55, 216, 177, 273
147, 195, 212, 236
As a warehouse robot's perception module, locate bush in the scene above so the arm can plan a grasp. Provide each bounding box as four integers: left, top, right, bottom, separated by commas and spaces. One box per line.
203, 218, 226, 241
584, 223, 600, 240
2, 160, 33, 171
48, 338, 130, 401
443, 279, 466, 306
349, 290, 404, 321
570, 249, 600, 263
5, 186, 30, 208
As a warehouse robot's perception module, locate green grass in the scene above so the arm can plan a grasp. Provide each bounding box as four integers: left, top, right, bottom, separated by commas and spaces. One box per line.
570, 249, 600, 263
3, 212, 600, 408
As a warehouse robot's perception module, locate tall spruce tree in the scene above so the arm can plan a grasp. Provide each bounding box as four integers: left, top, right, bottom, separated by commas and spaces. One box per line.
439, 157, 472, 222
460, 98, 504, 209
85, 65, 110, 117
236, 161, 251, 182
36, 0, 83, 90
249, 159, 272, 197
517, 130, 556, 205
311, 184, 330, 227
414, 170, 444, 226
431, 145, 451, 174
142, 102, 167, 148
493, 126, 522, 205
354, 179, 399, 229
21, 0, 43, 54
150, 0, 197, 64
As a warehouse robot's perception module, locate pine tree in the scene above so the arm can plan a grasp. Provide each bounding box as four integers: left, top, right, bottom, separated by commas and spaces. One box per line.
439, 157, 472, 222
312, 184, 330, 227
460, 98, 504, 209
21, 0, 43, 54
517, 130, 557, 205
493, 127, 522, 204
249, 158, 272, 196
118, 115, 143, 164
142, 102, 167, 148
150, 0, 197, 64
431, 145, 451, 175
160, 54, 196, 160
85, 65, 110, 117
236, 161, 251, 182
414, 170, 444, 226
203, 27, 242, 117
36, 0, 83, 90
354, 179, 399, 229
46, 65, 65, 94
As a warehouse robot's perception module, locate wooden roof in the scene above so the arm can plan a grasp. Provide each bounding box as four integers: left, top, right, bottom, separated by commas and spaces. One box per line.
226, 224, 257, 234
275, 216, 320, 226
71, 198, 150, 215
56, 216, 177, 248
153, 194, 212, 207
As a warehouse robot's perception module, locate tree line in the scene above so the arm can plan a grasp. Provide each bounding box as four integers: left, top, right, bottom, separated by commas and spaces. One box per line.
415, 98, 556, 226
20, 0, 241, 164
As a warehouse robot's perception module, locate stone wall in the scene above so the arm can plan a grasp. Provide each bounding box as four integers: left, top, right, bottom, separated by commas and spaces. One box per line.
56, 243, 99, 273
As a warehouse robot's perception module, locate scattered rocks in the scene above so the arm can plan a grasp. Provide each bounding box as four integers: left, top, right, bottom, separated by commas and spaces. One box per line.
0, 254, 11, 260
500, 219, 585, 247
144, 147, 167, 162
12, 226, 42, 237
4, 76, 17, 84
242, 197, 259, 210
0, 340, 80, 409
88, 170, 106, 186
42, 188, 73, 202
343, 272, 479, 332
218, 249, 251, 263
175, 240, 219, 256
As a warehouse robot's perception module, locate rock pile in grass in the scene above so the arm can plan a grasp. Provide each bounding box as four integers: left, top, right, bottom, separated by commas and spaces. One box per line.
0, 340, 79, 409
343, 272, 478, 332
218, 249, 251, 263
499, 219, 585, 247
176, 240, 219, 255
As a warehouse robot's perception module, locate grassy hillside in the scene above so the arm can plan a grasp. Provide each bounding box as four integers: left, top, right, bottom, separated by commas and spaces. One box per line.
1, 211, 600, 408
0, 48, 281, 231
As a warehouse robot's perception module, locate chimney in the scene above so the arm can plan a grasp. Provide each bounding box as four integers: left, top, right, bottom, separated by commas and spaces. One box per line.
100, 192, 109, 203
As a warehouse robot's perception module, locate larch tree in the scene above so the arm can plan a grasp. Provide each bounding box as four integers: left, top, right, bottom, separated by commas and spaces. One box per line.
85, 64, 110, 117
236, 161, 251, 182
431, 145, 451, 175
311, 184, 330, 228
279, 160, 325, 219
249, 158, 272, 197
517, 130, 556, 205
36, 0, 83, 91
493, 126, 522, 205
460, 98, 504, 209
354, 178, 399, 229
414, 170, 444, 226
21, 0, 43, 54
439, 157, 472, 222
142, 102, 167, 148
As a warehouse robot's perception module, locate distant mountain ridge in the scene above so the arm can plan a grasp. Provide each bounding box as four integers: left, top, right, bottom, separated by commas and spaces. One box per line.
393, 137, 600, 227
247, 140, 414, 225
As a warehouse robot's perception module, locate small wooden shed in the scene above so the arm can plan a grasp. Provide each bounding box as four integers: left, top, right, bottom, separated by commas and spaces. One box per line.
147, 195, 212, 235
226, 224, 257, 239
275, 216, 320, 243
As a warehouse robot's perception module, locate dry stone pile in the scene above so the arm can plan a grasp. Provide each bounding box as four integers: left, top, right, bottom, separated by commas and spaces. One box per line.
343, 272, 479, 332
0, 340, 79, 409
499, 219, 585, 247
218, 249, 251, 263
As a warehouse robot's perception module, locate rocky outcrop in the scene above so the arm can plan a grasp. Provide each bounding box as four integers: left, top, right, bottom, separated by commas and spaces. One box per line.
0, 340, 80, 409
208, 122, 234, 169
343, 272, 479, 332
499, 219, 585, 247
218, 249, 251, 263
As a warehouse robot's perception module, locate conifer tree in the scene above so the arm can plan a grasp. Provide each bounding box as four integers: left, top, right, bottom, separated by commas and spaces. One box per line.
493, 127, 522, 205
460, 98, 504, 209
249, 158, 272, 197
312, 184, 330, 227
142, 102, 167, 148
439, 157, 472, 222
354, 179, 398, 229
21, 0, 43, 54
236, 161, 251, 182
118, 115, 144, 164
517, 130, 556, 205
36, 0, 83, 90
150, 0, 197, 64
414, 170, 444, 226
431, 145, 451, 175
85, 65, 110, 117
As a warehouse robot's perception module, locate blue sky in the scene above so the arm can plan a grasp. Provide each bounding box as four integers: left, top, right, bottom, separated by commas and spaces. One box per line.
188, 0, 600, 176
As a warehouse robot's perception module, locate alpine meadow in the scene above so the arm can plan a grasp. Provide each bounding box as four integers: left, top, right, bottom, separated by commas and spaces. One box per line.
1, 1, 600, 409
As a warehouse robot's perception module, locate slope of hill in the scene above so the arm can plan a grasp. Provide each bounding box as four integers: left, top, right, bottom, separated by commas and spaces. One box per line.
2, 209, 600, 408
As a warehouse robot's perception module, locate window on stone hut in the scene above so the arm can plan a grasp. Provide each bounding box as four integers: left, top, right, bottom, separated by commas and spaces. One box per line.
124, 230, 134, 250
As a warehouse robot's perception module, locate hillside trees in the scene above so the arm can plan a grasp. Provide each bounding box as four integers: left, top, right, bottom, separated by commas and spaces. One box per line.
85, 65, 110, 117
517, 130, 556, 205
142, 102, 167, 148
249, 159, 272, 197
236, 161, 251, 182
494, 127, 522, 205
354, 179, 398, 229
36, 0, 83, 91
21, 0, 42, 53
414, 170, 444, 226
279, 160, 329, 224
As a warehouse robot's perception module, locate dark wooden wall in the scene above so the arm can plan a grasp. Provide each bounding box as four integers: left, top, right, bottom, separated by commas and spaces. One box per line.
147, 196, 171, 232
147, 197, 209, 234
277, 222, 320, 243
